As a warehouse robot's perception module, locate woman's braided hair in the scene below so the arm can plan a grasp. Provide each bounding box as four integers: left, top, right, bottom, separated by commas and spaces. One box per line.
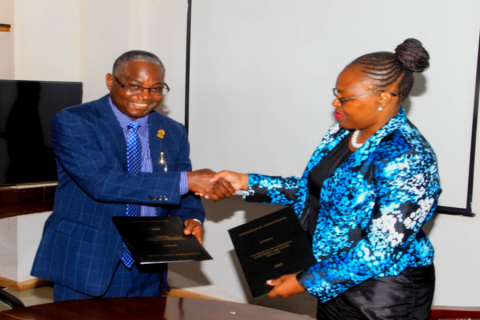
351, 38, 430, 103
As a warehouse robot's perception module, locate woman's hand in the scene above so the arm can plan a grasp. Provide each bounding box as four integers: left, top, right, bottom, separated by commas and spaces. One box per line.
267, 274, 306, 298
211, 171, 249, 191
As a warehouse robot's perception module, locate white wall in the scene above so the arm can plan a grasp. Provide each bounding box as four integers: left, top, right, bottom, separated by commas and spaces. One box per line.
144, 0, 188, 124
79, 0, 131, 102
0, 216, 18, 281
17, 212, 52, 282
13, 0, 187, 123
428, 167, 480, 305
0, 0, 14, 79
14, 0, 80, 81
0, 212, 51, 283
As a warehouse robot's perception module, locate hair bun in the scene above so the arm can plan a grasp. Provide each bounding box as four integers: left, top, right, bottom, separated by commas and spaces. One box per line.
394, 38, 430, 72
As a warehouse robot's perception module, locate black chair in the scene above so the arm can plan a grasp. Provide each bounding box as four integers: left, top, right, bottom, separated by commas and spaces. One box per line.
0, 288, 25, 309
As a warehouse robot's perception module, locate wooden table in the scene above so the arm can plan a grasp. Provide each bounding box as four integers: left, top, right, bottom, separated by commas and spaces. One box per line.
430, 307, 480, 320
0, 296, 312, 320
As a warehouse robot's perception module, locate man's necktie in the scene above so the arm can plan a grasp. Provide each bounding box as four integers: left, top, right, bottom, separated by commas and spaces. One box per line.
121, 121, 142, 268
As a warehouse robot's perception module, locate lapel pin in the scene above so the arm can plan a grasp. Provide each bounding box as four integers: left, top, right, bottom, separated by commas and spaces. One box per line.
157, 129, 165, 139
160, 152, 168, 172
160, 152, 166, 165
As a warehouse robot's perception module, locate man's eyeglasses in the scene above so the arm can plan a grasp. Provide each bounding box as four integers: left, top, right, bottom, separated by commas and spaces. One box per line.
332, 88, 397, 106
114, 76, 170, 97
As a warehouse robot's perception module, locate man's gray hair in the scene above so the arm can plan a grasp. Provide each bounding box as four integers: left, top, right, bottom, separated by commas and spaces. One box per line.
112, 50, 165, 76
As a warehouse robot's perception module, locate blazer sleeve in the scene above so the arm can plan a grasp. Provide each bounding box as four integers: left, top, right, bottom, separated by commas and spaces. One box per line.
296, 150, 441, 302
165, 125, 205, 223
51, 109, 184, 206
243, 174, 306, 206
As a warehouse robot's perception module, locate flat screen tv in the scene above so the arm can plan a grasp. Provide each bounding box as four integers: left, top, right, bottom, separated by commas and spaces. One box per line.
0, 80, 83, 185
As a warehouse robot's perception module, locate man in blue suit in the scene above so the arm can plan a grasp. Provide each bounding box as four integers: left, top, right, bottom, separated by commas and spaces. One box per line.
31, 50, 233, 301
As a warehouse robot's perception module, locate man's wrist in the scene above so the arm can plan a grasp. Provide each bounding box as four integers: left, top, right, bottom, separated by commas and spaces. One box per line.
180, 171, 189, 195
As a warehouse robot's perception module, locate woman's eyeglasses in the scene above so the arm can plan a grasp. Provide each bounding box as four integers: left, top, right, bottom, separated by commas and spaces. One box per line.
332, 88, 397, 106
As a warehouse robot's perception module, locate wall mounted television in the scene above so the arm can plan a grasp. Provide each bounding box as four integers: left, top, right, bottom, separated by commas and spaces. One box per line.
0, 80, 83, 186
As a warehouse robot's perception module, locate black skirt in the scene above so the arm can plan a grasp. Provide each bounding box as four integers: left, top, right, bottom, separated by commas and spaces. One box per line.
316, 264, 435, 320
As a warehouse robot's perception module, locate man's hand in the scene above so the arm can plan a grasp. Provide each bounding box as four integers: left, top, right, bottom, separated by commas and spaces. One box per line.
187, 169, 235, 200
183, 219, 204, 244
266, 274, 306, 298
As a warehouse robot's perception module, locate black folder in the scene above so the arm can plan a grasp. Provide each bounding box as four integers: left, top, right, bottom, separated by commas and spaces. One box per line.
112, 216, 212, 269
228, 206, 316, 298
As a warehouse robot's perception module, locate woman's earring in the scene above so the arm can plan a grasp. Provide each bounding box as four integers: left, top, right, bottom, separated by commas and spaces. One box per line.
378, 107, 383, 111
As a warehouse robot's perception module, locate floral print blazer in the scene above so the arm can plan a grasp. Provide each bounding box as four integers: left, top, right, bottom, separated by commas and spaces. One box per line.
244, 108, 441, 302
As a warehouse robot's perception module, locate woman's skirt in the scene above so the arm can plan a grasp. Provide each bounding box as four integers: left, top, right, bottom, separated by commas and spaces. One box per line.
316, 264, 435, 320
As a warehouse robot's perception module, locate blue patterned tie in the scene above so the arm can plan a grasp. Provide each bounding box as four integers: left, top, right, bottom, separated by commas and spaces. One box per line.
121, 121, 142, 268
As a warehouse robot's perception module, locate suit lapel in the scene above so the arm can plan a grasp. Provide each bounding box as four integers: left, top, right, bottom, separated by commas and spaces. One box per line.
148, 111, 165, 174
94, 100, 170, 174
351, 107, 406, 165
95, 95, 128, 171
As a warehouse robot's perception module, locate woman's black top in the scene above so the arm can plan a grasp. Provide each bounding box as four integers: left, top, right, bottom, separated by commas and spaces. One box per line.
301, 132, 353, 242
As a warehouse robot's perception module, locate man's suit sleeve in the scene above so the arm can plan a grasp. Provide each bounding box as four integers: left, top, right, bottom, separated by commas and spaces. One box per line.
51, 108, 184, 206
166, 124, 205, 223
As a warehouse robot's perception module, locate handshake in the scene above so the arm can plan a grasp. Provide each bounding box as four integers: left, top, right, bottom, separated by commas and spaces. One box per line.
187, 169, 249, 201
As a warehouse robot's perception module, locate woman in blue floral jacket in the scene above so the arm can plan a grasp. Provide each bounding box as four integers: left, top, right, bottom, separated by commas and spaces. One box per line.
213, 39, 440, 320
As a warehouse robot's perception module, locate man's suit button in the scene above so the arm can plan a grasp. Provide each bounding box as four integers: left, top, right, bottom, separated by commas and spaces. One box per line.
148, 196, 154, 200
164, 197, 168, 201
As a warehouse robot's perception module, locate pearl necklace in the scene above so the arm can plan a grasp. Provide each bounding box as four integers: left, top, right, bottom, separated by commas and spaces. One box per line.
351, 130, 363, 149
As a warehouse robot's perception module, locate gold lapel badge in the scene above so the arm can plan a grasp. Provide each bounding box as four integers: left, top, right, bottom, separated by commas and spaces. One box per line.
157, 129, 165, 139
